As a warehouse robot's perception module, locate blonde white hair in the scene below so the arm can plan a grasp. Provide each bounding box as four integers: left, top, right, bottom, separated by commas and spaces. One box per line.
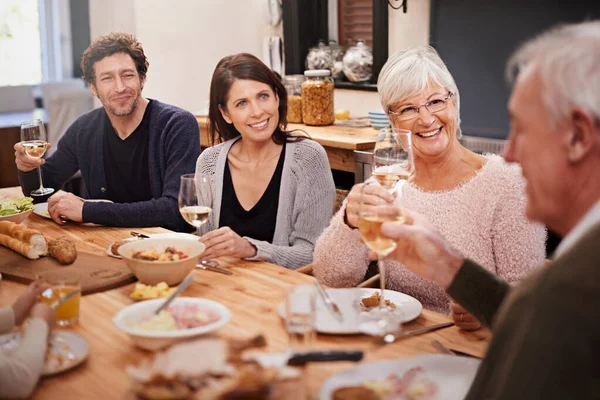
506, 21, 600, 128
377, 46, 462, 138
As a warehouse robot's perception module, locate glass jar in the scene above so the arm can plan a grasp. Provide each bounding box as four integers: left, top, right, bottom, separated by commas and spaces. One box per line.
328, 40, 345, 80
305, 40, 334, 71
284, 75, 305, 124
342, 39, 373, 83
302, 69, 335, 126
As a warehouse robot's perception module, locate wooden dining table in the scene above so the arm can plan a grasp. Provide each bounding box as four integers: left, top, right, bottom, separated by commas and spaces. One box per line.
0, 187, 491, 399
196, 115, 378, 174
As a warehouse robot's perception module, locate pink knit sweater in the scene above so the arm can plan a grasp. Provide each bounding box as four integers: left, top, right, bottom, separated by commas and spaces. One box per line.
313, 155, 547, 314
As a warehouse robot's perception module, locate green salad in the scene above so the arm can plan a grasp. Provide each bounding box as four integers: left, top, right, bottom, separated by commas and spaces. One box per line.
0, 197, 34, 216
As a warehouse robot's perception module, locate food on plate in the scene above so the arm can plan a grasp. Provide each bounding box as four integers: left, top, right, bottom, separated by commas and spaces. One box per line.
332, 386, 380, 400
335, 367, 438, 400
127, 336, 275, 400
111, 237, 141, 255
134, 303, 220, 331
361, 291, 396, 309
0, 334, 79, 374
130, 282, 177, 300
132, 247, 188, 262
0, 197, 34, 216
48, 236, 77, 264
0, 220, 47, 259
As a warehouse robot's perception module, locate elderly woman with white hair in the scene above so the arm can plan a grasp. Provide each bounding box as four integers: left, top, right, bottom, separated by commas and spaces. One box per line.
313, 46, 547, 329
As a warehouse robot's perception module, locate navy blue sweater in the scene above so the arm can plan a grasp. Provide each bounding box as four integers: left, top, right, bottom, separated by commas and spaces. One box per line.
18, 100, 199, 232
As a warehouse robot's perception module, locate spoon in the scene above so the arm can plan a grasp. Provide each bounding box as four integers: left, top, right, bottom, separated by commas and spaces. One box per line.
153, 275, 194, 315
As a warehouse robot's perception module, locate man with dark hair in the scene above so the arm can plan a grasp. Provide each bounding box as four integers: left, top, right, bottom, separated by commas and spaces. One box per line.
14, 32, 199, 231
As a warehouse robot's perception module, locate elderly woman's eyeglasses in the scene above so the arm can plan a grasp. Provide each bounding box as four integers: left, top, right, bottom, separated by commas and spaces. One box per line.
388, 92, 454, 121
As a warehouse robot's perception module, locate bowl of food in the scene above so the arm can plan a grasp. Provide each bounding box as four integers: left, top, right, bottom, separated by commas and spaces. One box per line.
117, 238, 205, 286
0, 197, 34, 224
113, 297, 230, 350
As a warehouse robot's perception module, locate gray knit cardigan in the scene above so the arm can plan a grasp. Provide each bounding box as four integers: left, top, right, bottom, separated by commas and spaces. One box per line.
195, 137, 336, 269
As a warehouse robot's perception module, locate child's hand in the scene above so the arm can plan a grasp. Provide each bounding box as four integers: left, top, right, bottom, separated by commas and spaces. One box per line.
30, 303, 56, 329
12, 281, 51, 326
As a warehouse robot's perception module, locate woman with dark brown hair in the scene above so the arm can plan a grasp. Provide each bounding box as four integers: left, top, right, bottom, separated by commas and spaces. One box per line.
195, 53, 335, 269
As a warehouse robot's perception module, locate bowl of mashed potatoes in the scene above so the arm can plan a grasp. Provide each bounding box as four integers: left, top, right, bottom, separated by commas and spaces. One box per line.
117, 238, 206, 286
113, 297, 231, 350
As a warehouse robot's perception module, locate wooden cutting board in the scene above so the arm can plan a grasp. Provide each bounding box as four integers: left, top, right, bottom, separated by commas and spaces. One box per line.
0, 247, 135, 295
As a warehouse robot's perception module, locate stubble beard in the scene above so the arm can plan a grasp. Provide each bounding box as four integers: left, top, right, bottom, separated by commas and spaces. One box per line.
105, 92, 141, 117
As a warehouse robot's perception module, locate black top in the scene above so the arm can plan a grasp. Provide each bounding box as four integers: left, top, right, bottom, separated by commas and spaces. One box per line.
219, 144, 286, 243
103, 100, 153, 203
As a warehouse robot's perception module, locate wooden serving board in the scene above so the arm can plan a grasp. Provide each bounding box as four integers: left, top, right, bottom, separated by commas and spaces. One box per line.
0, 246, 135, 295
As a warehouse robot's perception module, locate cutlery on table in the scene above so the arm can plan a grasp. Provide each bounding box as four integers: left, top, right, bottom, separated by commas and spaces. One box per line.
314, 280, 344, 322
245, 349, 364, 368
196, 262, 233, 275
50, 288, 81, 310
130, 231, 150, 239
153, 275, 194, 315
377, 321, 455, 345
287, 350, 363, 366
431, 339, 481, 358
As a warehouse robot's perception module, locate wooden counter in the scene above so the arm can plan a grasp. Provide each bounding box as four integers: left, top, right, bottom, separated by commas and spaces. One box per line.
196, 115, 377, 173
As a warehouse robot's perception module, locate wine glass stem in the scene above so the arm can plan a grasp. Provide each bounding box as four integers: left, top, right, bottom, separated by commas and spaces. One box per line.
195, 226, 202, 236
37, 167, 45, 190
379, 259, 386, 308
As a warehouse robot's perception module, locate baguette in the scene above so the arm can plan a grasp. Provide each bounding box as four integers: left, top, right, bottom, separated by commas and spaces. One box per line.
0, 233, 42, 259
0, 221, 47, 259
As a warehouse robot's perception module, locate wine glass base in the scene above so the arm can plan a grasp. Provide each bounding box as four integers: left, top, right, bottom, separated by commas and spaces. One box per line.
31, 187, 55, 196
358, 307, 404, 336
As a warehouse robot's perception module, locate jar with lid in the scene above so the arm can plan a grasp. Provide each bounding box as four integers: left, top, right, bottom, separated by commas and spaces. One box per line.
328, 40, 345, 80
283, 75, 305, 124
302, 69, 335, 126
305, 40, 334, 71
342, 39, 373, 83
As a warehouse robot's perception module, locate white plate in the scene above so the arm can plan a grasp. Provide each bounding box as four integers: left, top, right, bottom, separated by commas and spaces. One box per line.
106, 232, 199, 258
34, 201, 112, 226
113, 297, 231, 350
320, 354, 481, 400
0, 330, 88, 376
277, 288, 422, 335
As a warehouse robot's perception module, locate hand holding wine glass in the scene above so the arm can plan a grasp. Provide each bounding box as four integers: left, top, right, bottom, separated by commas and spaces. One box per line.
20, 119, 54, 197
371, 128, 414, 194
357, 181, 407, 335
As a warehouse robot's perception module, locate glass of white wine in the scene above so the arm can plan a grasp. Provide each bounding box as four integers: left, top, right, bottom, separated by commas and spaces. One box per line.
178, 174, 212, 235
371, 128, 414, 194
21, 119, 54, 197
357, 181, 406, 336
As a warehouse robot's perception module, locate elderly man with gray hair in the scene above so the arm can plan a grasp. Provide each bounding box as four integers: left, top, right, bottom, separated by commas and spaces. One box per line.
379, 21, 600, 399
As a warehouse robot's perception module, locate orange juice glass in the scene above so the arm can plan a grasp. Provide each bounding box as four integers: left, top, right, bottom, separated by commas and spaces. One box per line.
38, 270, 81, 326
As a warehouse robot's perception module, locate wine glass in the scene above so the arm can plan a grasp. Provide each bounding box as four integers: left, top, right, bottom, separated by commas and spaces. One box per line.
371, 128, 414, 194
178, 174, 212, 236
356, 184, 407, 336
21, 119, 54, 197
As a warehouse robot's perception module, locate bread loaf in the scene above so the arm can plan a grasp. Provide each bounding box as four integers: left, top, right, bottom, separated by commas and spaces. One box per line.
0, 221, 47, 259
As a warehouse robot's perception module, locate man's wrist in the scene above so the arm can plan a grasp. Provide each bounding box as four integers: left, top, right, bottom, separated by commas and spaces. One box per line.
437, 249, 465, 291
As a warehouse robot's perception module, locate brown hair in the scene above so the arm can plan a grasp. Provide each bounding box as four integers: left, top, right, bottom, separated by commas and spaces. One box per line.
81, 31, 149, 85
208, 53, 307, 146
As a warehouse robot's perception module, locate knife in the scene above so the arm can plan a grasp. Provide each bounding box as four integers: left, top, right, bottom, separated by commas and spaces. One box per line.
287, 350, 363, 366
130, 231, 150, 239
314, 280, 344, 322
50, 288, 81, 310
196, 263, 233, 275
378, 321, 455, 345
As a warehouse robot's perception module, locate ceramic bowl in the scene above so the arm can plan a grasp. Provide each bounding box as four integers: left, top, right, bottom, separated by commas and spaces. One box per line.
117, 238, 206, 286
